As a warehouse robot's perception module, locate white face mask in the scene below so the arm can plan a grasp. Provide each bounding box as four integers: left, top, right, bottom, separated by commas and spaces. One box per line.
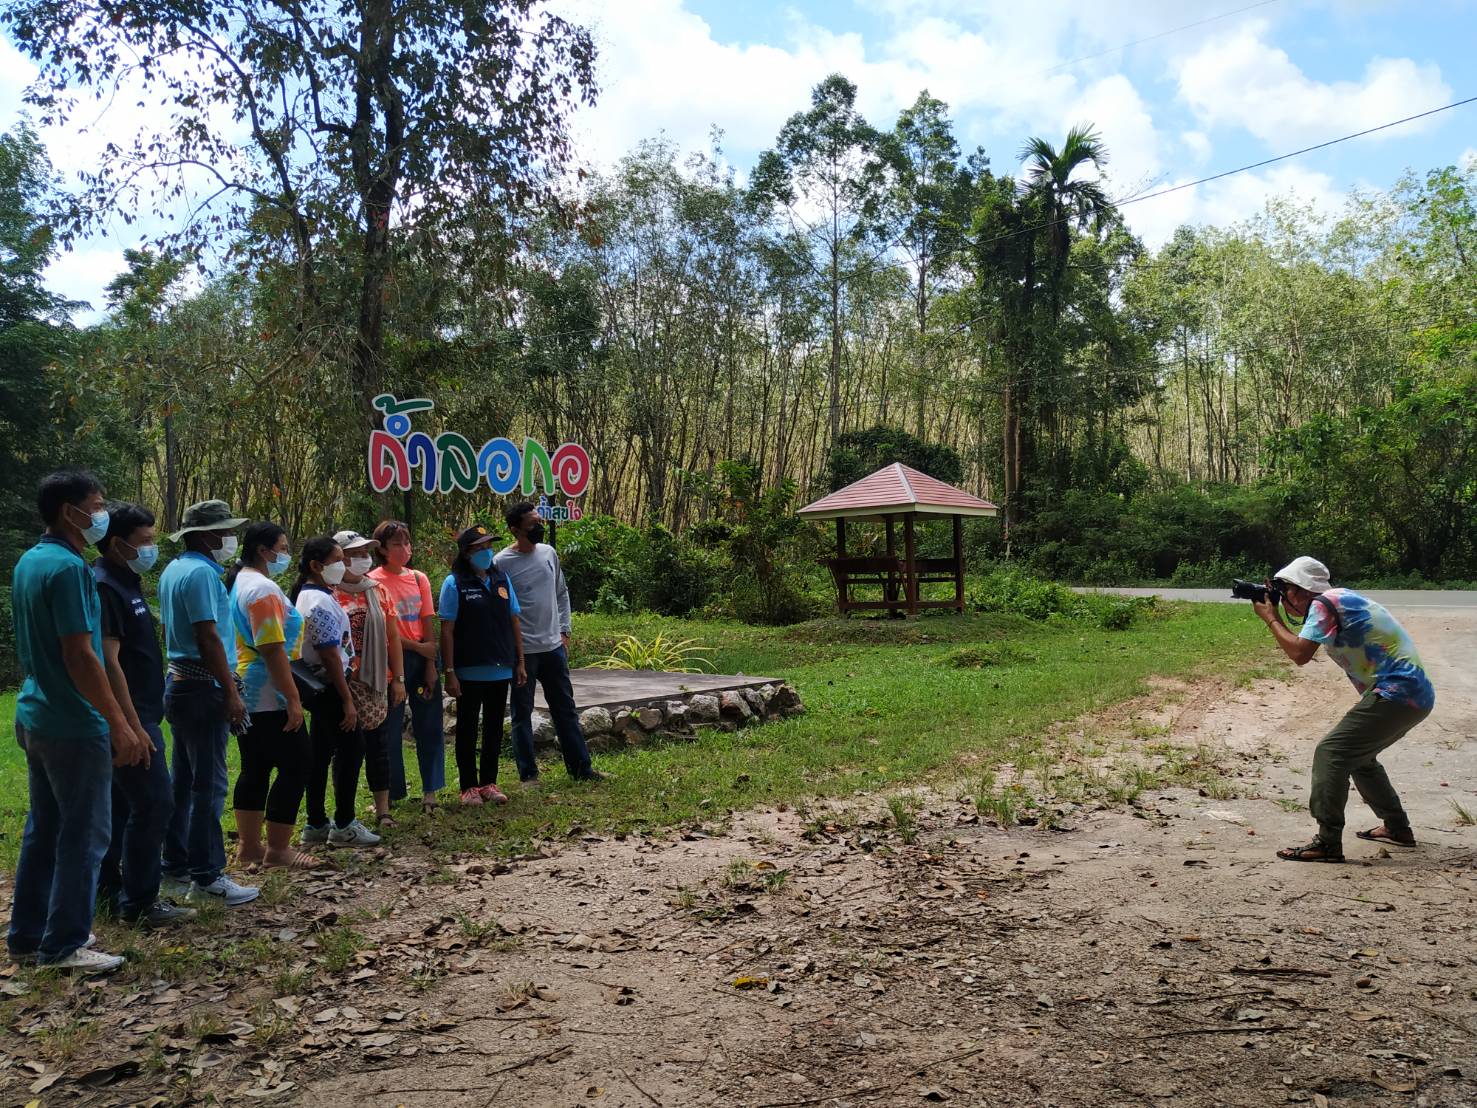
214, 535, 239, 563
321, 561, 347, 586
347, 555, 374, 577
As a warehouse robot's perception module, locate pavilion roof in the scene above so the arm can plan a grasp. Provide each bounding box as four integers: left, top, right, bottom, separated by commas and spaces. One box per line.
797, 463, 999, 521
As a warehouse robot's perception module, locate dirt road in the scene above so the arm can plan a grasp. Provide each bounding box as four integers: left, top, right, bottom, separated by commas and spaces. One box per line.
283, 610, 1476, 1107
4, 611, 1472, 1106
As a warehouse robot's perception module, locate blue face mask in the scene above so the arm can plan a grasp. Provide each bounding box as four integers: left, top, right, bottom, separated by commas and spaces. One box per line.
469, 548, 494, 571
127, 544, 159, 574
74, 505, 110, 545
266, 551, 293, 578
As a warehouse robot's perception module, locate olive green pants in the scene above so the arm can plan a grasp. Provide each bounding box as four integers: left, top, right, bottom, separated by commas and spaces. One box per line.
1310, 690, 1430, 850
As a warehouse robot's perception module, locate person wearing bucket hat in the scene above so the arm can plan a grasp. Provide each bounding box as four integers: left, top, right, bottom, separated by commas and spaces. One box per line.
300, 530, 405, 848
1251, 556, 1435, 864
158, 499, 258, 906
439, 525, 526, 807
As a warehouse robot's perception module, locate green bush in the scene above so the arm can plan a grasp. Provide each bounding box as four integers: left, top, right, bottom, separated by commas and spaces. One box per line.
557, 514, 718, 618
970, 567, 1153, 631
971, 568, 1083, 622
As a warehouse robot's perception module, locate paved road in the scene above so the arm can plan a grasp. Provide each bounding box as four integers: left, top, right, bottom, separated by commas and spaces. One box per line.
1075, 587, 1477, 611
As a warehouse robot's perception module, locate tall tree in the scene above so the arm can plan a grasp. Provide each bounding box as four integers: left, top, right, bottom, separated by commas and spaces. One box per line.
876, 91, 978, 438
0, 124, 75, 559
1019, 125, 1111, 324
752, 74, 884, 446
985, 124, 1112, 527
4, 0, 598, 421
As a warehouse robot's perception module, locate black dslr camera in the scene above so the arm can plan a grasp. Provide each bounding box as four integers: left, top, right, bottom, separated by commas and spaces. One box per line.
1230, 579, 1282, 605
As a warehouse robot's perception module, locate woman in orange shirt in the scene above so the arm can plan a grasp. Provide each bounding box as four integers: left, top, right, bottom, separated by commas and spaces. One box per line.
369, 519, 446, 814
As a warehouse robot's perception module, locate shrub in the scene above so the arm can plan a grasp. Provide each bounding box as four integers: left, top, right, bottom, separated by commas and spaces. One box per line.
559, 515, 717, 617
558, 514, 643, 611
970, 568, 1152, 631
591, 633, 713, 673
971, 568, 1083, 622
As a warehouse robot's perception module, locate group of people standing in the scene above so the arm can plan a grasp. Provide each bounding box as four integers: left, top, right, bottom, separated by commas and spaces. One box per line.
8, 471, 603, 974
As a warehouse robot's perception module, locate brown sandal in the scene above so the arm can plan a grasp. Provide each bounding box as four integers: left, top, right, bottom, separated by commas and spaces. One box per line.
1355, 825, 1416, 847
1276, 841, 1345, 863
264, 850, 329, 871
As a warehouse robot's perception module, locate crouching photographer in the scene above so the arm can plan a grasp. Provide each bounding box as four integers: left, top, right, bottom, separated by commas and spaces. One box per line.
1241, 557, 1435, 864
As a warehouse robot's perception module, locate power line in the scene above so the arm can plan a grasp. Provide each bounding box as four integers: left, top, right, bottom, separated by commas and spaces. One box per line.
258, 96, 1471, 365
1113, 96, 1477, 211
841, 303, 1455, 408
1037, 0, 1283, 77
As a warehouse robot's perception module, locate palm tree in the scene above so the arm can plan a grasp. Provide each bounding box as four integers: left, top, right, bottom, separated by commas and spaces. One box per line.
992, 126, 1110, 534
1019, 124, 1111, 323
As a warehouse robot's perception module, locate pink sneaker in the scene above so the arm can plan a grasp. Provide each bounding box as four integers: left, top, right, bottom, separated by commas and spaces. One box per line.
479, 783, 509, 805
459, 788, 484, 807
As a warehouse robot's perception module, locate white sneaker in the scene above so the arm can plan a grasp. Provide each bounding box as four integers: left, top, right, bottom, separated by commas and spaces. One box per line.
50, 946, 124, 974
300, 823, 330, 846
328, 819, 381, 847
189, 875, 260, 907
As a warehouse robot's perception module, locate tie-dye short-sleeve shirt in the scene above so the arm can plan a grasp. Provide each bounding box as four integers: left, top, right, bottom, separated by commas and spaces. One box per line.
1297, 588, 1434, 711
232, 568, 305, 714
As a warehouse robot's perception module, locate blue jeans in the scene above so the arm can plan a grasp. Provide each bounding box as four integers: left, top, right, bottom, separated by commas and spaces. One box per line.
98, 722, 172, 919
7, 725, 113, 963
161, 679, 228, 885
384, 651, 446, 801
510, 647, 593, 781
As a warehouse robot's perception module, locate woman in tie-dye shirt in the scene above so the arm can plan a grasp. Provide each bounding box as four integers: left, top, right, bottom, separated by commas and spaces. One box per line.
228, 522, 315, 870
1254, 556, 1434, 865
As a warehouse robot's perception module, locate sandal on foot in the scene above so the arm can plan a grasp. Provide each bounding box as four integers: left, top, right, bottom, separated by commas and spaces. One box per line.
374, 812, 398, 829
1276, 841, 1344, 863
1355, 825, 1416, 847
264, 850, 327, 872
421, 799, 438, 815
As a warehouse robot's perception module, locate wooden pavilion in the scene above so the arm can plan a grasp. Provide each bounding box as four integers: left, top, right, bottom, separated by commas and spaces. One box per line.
798, 463, 999, 618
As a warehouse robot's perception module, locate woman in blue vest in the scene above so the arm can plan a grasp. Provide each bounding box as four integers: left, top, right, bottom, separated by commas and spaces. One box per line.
438, 525, 526, 807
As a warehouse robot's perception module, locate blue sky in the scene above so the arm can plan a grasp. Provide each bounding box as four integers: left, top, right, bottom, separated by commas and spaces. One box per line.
4, 0, 1474, 317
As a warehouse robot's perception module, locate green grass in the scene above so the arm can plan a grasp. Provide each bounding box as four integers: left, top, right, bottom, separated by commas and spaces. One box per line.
0, 603, 1268, 870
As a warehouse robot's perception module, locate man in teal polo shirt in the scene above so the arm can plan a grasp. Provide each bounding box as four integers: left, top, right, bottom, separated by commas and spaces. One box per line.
7, 471, 151, 974
158, 500, 258, 907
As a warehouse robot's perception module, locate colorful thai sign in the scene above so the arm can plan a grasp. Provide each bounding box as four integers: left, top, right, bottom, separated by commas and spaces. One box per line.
368, 395, 590, 522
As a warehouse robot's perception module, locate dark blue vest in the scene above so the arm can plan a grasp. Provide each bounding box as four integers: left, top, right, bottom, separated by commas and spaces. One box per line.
93, 558, 165, 725
451, 568, 516, 670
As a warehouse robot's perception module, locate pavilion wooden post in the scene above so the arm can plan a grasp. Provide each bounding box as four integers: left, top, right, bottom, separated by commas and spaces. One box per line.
885, 516, 898, 607
836, 518, 849, 614
903, 512, 918, 617
952, 515, 965, 613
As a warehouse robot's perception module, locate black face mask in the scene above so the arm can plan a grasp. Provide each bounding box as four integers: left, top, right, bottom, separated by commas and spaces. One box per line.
526, 522, 546, 545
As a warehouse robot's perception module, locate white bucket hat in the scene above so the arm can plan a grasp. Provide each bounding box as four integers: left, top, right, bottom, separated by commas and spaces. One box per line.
1273, 556, 1331, 594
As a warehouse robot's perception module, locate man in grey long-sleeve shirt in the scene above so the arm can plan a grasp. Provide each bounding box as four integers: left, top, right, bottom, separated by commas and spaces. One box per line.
495, 502, 602, 784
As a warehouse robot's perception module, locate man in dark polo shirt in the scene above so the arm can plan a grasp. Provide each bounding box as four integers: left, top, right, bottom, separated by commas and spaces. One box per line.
94, 503, 196, 927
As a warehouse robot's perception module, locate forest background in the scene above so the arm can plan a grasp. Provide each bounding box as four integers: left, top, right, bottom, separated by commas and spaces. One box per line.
0, 0, 1474, 681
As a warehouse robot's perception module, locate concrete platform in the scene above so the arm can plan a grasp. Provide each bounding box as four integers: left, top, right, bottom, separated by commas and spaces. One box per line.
534, 669, 781, 712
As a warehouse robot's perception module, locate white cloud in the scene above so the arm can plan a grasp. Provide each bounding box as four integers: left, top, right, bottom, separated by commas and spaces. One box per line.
43, 244, 127, 323
0, 39, 38, 116
1181, 130, 1212, 164
1125, 164, 1345, 249
1176, 22, 1452, 149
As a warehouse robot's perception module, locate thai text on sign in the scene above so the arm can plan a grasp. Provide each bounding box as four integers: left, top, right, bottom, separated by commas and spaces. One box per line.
367, 395, 591, 514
